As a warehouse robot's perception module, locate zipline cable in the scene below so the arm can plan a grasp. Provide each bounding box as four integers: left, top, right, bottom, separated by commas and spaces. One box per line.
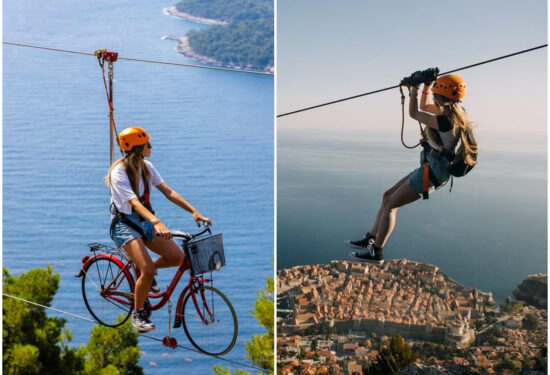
3, 293, 268, 373
2, 42, 274, 76
277, 43, 547, 118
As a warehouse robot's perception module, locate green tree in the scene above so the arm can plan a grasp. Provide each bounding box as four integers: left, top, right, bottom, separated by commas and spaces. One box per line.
3, 266, 84, 374
177, 0, 273, 71
522, 313, 540, 331
372, 335, 417, 374
532, 345, 547, 372
214, 275, 274, 375
498, 358, 520, 372
501, 301, 523, 314
77, 317, 142, 375
3, 266, 142, 375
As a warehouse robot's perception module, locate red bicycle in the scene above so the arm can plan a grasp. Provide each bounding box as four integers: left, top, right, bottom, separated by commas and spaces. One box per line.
76, 225, 238, 356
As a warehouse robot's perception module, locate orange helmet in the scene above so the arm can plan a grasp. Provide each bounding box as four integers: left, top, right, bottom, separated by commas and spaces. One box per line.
431, 75, 466, 101
118, 127, 150, 151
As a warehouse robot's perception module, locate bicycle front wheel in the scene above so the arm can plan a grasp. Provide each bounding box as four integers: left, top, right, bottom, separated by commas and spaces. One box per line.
182, 285, 238, 355
81, 256, 133, 327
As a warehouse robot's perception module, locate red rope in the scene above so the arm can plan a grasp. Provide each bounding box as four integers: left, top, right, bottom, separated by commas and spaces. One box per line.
97, 54, 121, 164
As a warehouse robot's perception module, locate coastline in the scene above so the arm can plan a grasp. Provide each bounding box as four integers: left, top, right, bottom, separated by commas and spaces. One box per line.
163, 35, 274, 73
163, 6, 273, 73
164, 6, 229, 26
163, 35, 225, 67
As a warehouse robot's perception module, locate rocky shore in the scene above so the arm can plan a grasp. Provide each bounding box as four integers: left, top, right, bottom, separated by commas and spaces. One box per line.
163, 35, 222, 66
513, 273, 547, 308
163, 8, 273, 73
164, 6, 229, 26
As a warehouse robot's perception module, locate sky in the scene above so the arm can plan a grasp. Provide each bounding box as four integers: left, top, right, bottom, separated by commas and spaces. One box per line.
277, 0, 547, 151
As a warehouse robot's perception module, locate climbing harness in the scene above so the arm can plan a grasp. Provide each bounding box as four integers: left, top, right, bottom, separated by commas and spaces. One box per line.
419, 142, 455, 199
399, 69, 453, 200
109, 168, 155, 240
94, 49, 120, 165
398, 83, 438, 199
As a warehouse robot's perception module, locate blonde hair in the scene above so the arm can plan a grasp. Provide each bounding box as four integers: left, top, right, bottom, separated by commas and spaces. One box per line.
432, 94, 478, 167
105, 145, 151, 194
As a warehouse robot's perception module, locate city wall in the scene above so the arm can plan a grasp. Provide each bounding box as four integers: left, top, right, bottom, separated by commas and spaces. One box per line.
280, 318, 447, 344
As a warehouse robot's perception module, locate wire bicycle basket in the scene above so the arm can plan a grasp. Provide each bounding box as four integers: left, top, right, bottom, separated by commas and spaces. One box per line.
182, 233, 225, 275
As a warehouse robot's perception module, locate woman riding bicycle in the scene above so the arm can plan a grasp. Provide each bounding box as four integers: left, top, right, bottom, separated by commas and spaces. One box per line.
106, 126, 211, 332
347, 75, 478, 264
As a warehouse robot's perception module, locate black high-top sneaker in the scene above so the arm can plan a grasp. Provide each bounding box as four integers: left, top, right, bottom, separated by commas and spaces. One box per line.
349, 244, 384, 265
345, 232, 375, 250
132, 308, 156, 332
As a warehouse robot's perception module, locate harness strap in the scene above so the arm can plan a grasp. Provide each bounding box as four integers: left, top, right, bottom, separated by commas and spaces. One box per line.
110, 203, 147, 240
422, 163, 430, 200
421, 142, 443, 200
110, 168, 156, 241
139, 168, 155, 214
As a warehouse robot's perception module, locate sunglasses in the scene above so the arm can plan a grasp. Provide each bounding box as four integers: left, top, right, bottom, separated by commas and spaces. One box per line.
146, 142, 152, 149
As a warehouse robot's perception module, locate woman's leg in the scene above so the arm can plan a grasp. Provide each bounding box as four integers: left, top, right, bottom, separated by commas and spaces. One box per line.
123, 238, 156, 310
374, 179, 420, 248
370, 174, 411, 237
143, 237, 185, 270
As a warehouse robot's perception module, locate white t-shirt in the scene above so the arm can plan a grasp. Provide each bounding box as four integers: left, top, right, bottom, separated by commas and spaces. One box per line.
110, 160, 164, 214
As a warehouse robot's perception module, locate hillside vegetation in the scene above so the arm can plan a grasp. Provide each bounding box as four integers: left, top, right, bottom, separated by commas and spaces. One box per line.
176, 0, 273, 71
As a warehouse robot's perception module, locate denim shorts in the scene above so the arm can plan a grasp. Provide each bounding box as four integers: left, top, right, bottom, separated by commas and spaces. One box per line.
110, 211, 155, 248
408, 151, 451, 196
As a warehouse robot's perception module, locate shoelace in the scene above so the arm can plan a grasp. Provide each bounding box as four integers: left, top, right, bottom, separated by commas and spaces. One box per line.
134, 309, 151, 324
353, 237, 375, 247
352, 235, 371, 245
356, 246, 375, 258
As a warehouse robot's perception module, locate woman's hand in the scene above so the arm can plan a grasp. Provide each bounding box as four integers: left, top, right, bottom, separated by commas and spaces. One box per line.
193, 212, 212, 227
153, 221, 173, 240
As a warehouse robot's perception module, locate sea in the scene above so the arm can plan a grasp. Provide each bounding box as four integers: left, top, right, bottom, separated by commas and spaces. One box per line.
278, 126, 547, 304
3, 1, 273, 374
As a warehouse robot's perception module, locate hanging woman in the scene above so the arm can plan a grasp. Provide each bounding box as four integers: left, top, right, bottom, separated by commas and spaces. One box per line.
106, 126, 212, 332
347, 75, 478, 264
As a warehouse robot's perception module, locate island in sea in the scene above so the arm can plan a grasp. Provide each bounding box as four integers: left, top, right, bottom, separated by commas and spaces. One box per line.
277, 260, 547, 374
164, 0, 273, 73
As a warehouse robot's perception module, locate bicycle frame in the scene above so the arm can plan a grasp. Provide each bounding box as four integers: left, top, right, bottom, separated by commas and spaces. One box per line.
80, 246, 215, 328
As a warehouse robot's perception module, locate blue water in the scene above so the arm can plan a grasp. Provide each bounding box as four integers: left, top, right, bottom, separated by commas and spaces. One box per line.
278, 128, 547, 304
3, 1, 273, 374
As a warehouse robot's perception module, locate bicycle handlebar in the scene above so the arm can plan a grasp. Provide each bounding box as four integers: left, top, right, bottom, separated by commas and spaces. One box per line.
171, 224, 211, 241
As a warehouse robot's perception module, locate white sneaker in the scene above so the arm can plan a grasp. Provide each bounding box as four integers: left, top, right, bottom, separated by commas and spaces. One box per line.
132, 309, 156, 332
150, 278, 160, 293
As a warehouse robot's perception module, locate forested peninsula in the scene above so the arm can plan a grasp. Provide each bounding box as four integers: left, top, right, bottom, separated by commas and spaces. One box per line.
167, 0, 273, 72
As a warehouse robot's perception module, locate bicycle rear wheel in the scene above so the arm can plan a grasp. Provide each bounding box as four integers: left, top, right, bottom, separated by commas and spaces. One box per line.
182, 285, 238, 355
81, 256, 133, 327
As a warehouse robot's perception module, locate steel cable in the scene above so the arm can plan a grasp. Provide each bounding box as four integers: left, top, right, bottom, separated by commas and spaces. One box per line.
3, 42, 274, 76
3, 293, 268, 373
277, 44, 547, 117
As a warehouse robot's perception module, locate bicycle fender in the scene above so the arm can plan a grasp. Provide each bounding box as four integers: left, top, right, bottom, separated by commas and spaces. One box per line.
77, 254, 134, 288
